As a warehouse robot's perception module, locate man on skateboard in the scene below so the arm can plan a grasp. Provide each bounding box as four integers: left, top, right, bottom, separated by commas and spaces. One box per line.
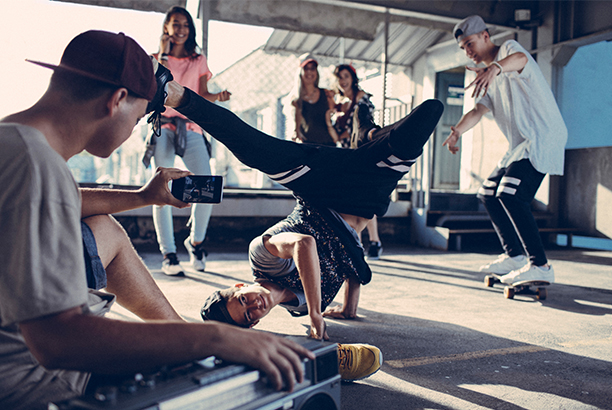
443, 15, 567, 286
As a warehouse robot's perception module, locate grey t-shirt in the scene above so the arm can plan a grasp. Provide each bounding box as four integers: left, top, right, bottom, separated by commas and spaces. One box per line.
0, 124, 114, 409
249, 234, 307, 312
248, 208, 362, 314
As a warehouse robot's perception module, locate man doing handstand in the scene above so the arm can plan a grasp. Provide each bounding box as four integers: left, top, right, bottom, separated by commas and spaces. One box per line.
149, 62, 444, 344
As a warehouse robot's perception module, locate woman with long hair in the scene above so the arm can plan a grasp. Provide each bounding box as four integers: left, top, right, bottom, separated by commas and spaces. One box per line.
291, 54, 338, 146
333, 64, 383, 259
332, 64, 372, 148
143, 6, 231, 276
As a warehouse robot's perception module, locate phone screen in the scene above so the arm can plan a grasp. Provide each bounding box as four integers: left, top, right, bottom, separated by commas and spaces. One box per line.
171, 176, 223, 203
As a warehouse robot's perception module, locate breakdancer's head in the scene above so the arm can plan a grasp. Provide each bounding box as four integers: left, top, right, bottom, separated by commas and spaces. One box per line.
21, 30, 157, 158
201, 282, 284, 328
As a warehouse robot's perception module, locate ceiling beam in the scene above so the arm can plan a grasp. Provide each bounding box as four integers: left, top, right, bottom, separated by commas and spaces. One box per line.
302, 0, 521, 33
202, 0, 382, 41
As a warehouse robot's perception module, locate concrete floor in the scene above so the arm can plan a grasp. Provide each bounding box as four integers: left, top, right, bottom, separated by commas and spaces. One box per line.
111, 245, 612, 410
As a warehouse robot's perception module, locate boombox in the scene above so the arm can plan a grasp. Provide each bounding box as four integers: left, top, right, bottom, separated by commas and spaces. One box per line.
48, 337, 340, 410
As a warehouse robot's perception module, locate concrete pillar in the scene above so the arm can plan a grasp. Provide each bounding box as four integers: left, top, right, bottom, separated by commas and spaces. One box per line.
198, 0, 210, 56
381, 10, 389, 126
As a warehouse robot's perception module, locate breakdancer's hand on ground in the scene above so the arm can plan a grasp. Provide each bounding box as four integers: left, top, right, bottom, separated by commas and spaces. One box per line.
309, 314, 329, 340
323, 304, 358, 320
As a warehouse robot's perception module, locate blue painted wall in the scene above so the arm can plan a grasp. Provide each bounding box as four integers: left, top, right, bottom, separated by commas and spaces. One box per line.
560, 41, 612, 149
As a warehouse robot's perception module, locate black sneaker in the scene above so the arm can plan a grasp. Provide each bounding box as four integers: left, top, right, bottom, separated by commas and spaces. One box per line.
162, 252, 184, 277
367, 241, 382, 260
146, 58, 174, 137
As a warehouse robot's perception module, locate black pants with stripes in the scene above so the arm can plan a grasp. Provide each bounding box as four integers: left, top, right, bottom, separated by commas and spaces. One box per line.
176, 88, 443, 219
477, 159, 547, 266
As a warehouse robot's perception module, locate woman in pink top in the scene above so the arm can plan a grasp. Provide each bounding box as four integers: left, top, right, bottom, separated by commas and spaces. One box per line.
144, 6, 231, 276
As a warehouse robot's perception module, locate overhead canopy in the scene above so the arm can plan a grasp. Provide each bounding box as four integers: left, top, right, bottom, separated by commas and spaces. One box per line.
264, 23, 450, 68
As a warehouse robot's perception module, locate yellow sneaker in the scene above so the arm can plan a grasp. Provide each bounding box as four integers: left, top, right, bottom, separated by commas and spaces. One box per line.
337, 343, 383, 382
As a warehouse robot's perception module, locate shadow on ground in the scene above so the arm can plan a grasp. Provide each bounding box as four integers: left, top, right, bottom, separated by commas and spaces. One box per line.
329, 309, 610, 410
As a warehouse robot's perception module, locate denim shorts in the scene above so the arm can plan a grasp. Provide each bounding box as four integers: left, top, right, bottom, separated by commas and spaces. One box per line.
81, 221, 107, 290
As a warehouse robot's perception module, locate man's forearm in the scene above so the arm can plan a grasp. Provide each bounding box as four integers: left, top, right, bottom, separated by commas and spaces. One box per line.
454, 105, 486, 136
21, 308, 235, 374
342, 277, 361, 317
80, 168, 191, 218
21, 308, 312, 390
293, 239, 323, 318
266, 234, 323, 317
496, 52, 528, 74
80, 188, 148, 218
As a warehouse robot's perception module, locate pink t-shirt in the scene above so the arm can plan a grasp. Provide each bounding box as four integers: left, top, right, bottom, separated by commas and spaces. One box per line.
155, 53, 213, 134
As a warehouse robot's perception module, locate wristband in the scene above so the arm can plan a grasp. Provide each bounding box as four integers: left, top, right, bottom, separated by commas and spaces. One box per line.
492, 61, 503, 75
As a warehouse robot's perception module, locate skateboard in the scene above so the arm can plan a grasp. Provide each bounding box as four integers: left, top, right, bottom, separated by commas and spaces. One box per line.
484, 274, 549, 300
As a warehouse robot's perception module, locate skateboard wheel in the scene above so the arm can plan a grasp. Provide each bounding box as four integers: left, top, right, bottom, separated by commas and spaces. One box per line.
504, 286, 515, 299
484, 276, 495, 287
536, 287, 547, 300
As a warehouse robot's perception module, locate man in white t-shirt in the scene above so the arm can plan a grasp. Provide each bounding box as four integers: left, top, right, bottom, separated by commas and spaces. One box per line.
0, 30, 312, 410
443, 15, 568, 285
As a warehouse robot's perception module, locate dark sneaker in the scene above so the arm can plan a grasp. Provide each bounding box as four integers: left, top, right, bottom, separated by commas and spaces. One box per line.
161, 252, 184, 277
146, 58, 173, 137
337, 343, 383, 382
367, 241, 382, 260
184, 238, 207, 272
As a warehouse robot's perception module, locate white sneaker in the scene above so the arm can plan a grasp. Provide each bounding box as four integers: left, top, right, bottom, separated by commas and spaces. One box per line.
500, 264, 555, 285
162, 253, 184, 276
479, 254, 527, 274
184, 238, 206, 272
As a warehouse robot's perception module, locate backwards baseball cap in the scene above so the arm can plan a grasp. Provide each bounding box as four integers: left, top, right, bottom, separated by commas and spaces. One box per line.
299, 53, 318, 68
201, 290, 247, 328
27, 30, 156, 101
453, 15, 488, 42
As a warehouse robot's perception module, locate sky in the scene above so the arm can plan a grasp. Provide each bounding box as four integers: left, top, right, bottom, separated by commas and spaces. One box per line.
0, 0, 273, 118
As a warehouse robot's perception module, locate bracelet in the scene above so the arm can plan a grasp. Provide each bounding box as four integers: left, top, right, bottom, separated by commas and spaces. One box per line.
491, 61, 503, 75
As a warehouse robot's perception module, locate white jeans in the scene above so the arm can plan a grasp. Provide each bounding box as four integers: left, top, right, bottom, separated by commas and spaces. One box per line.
152, 128, 212, 255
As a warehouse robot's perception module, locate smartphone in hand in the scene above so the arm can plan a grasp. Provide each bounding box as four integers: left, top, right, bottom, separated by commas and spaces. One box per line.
171, 175, 223, 203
